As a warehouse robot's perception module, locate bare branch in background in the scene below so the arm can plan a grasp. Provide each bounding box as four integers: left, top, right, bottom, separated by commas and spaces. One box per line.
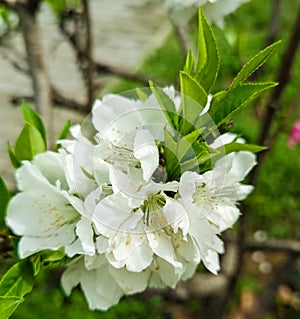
246, 254, 298, 319
81, 0, 94, 109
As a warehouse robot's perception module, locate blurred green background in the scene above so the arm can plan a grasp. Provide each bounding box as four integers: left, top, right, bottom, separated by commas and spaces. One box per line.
1, 0, 300, 318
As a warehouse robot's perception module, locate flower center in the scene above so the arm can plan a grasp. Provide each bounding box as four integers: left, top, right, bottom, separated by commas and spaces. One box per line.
192, 180, 207, 203
140, 194, 173, 234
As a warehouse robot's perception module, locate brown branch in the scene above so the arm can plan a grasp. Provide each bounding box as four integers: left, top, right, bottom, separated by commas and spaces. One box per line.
245, 239, 300, 254
51, 88, 88, 113
81, 0, 94, 110
265, 0, 281, 47
11, 88, 88, 114
250, 0, 281, 81
94, 62, 152, 86
16, 1, 53, 140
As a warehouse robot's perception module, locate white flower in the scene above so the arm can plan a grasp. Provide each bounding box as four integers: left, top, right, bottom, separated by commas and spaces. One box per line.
58, 124, 99, 197
179, 151, 256, 232
90, 165, 204, 282
164, 0, 251, 27
5, 151, 96, 258
61, 252, 195, 310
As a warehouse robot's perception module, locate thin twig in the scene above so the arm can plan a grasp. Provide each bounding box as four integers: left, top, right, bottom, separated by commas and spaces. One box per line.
94, 62, 153, 86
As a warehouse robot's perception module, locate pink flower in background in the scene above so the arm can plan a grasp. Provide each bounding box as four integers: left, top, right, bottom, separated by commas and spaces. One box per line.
288, 120, 300, 148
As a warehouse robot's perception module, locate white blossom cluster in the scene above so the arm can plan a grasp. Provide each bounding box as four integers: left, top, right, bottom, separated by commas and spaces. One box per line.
164, 0, 251, 28
6, 89, 256, 310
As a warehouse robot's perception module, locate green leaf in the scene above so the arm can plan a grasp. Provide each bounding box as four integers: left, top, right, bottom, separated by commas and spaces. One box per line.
0, 177, 9, 228
40, 248, 65, 264
0, 259, 37, 318
231, 41, 281, 88
180, 142, 211, 172
222, 142, 267, 154
136, 87, 149, 103
179, 71, 208, 135
55, 119, 71, 151
183, 49, 195, 75
163, 129, 180, 180
209, 82, 277, 127
44, 0, 67, 15
0, 296, 23, 319
14, 123, 46, 161
150, 82, 178, 130
0, 260, 34, 298
177, 129, 204, 162
30, 255, 41, 276
7, 142, 21, 169
196, 7, 219, 92
21, 100, 47, 145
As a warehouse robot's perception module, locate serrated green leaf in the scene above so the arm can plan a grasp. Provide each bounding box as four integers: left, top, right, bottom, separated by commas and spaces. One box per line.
196, 7, 219, 92
183, 49, 195, 75
0, 177, 9, 228
179, 71, 208, 135
0, 296, 23, 319
209, 82, 277, 127
150, 82, 178, 130
231, 41, 281, 88
21, 100, 47, 145
55, 119, 71, 151
0, 260, 34, 297
14, 123, 46, 161
7, 142, 21, 169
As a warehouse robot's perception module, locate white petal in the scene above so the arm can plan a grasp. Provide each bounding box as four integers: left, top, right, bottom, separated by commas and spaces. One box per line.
203, 249, 221, 275
75, 217, 95, 255
109, 266, 151, 295
147, 231, 182, 270
175, 234, 199, 263
179, 171, 203, 200
206, 204, 240, 232
6, 191, 78, 237
32, 151, 68, 189
133, 129, 159, 182
125, 241, 153, 272
92, 193, 143, 236
94, 264, 124, 309
213, 151, 256, 185
181, 262, 197, 281
152, 257, 181, 288
163, 197, 189, 236
61, 257, 83, 295
209, 132, 245, 149
19, 223, 76, 258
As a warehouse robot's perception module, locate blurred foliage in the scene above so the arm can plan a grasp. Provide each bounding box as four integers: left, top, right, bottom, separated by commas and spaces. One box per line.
1, 0, 300, 318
